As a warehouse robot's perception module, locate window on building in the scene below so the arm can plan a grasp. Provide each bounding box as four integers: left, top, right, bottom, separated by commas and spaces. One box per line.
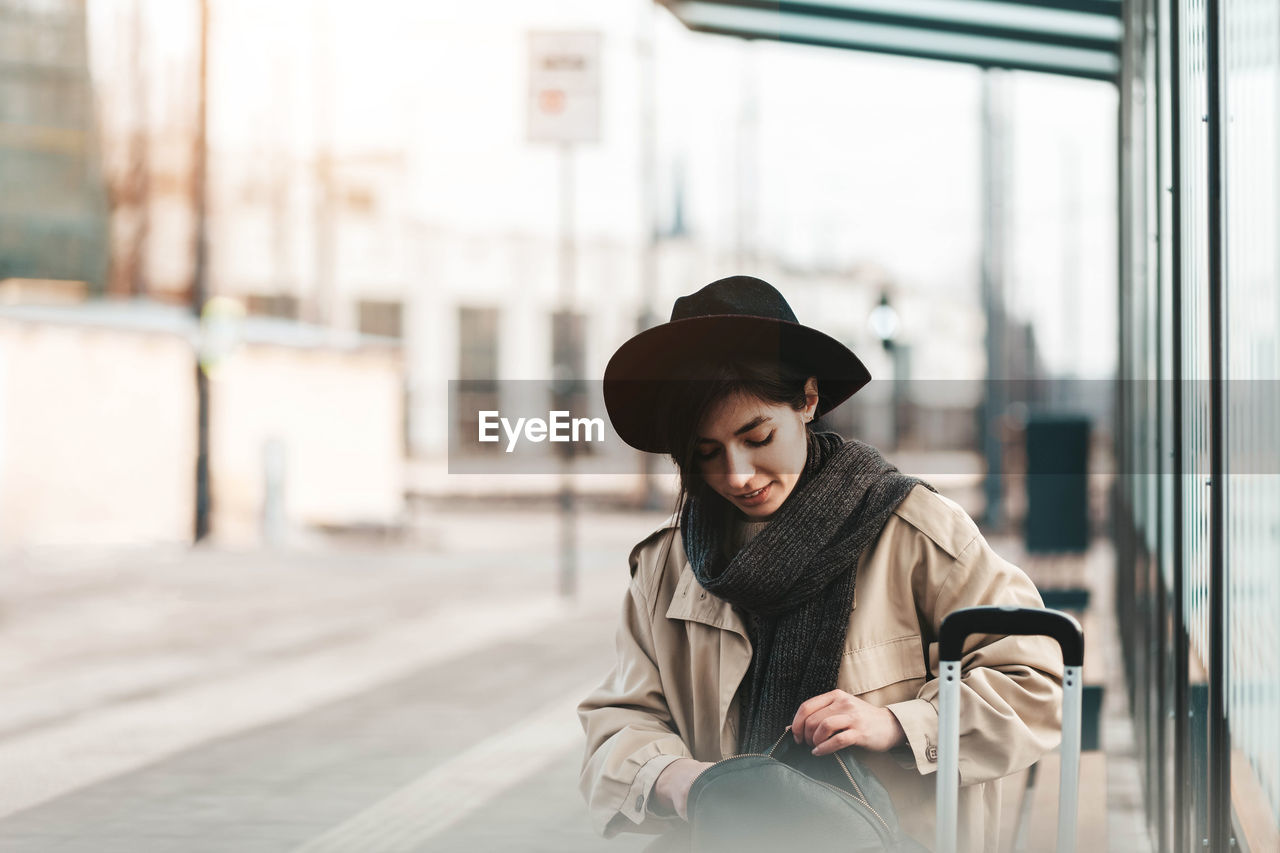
358, 299, 402, 339
551, 310, 585, 385
457, 306, 500, 454
245, 293, 300, 319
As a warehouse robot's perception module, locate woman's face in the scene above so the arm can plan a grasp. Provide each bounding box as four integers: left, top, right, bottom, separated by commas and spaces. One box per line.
693, 377, 819, 519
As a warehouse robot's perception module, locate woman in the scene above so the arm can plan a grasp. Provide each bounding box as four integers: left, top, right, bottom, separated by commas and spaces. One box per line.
578, 276, 1063, 853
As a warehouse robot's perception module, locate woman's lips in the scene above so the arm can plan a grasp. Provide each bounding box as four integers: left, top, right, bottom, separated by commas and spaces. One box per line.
735, 483, 772, 506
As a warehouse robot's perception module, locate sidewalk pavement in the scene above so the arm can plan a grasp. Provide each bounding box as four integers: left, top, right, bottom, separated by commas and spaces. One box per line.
0, 506, 1148, 852
0, 508, 668, 852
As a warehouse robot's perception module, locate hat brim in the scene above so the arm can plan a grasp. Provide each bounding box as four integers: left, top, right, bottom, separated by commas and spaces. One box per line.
603, 315, 871, 453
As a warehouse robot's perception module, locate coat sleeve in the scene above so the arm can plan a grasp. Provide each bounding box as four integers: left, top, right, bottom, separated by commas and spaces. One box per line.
577, 534, 692, 838
885, 532, 1065, 785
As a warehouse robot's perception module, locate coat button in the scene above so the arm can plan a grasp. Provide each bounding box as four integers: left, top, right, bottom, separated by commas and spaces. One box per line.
635, 795, 644, 811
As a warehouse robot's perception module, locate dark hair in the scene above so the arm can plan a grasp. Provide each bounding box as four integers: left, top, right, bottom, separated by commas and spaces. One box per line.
654, 356, 815, 528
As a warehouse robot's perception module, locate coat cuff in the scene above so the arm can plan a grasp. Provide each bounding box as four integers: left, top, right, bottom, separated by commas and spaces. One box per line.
623, 752, 686, 826
885, 698, 940, 776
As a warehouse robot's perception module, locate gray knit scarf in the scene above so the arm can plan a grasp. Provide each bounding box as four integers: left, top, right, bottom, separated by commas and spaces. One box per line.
680, 430, 934, 754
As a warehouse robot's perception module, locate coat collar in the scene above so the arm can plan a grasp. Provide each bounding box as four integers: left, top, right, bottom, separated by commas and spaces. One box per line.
665, 565, 746, 635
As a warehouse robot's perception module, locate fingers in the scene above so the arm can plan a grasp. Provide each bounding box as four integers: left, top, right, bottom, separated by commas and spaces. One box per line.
807, 713, 861, 755
811, 727, 862, 756
791, 689, 843, 742
811, 713, 854, 746
791, 692, 901, 755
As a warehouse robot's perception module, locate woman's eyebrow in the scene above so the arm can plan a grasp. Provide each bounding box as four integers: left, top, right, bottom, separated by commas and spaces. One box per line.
697, 416, 771, 443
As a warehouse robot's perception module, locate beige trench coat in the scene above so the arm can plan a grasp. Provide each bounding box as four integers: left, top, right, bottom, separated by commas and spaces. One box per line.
578, 485, 1064, 853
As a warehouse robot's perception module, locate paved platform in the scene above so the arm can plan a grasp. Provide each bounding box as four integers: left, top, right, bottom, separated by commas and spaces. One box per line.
0, 507, 1147, 852
0, 611, 646, 851
0, 508, 669, 852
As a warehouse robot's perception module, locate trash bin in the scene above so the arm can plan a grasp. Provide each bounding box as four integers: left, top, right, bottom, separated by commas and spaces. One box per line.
1024, 415, 1090, 553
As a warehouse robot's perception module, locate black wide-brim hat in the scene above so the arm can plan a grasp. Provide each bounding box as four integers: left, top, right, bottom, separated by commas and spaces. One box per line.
603, 275, 871, 453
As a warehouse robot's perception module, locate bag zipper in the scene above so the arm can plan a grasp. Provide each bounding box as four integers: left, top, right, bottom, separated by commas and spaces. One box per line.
831, 751, 895, 839
711, 727, 896, 842
703, 728, 792, 770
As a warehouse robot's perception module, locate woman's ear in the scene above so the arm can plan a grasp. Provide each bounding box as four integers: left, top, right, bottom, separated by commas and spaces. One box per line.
803, 377, 819, 420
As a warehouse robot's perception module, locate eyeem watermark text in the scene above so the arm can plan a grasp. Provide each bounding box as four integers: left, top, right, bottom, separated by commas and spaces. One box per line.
478, 410, 605, 452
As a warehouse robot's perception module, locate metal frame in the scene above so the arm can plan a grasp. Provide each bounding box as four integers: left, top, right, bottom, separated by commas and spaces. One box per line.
1203, 0, 1228, 847
937, 659, 962, 853
1166, 1, 1188, 850
658, 0, 1122, 82
667, 0, 1121, 51
937, 607, 1084, 853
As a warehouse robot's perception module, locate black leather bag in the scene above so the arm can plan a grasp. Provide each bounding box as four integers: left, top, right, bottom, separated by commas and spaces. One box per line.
686, 728, 928, 853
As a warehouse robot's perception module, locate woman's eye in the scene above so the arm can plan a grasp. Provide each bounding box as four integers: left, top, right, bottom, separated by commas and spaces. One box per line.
696, 432, 772, 460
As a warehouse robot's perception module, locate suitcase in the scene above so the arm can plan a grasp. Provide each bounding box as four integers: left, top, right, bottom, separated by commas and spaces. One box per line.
935, 606, 1085, 853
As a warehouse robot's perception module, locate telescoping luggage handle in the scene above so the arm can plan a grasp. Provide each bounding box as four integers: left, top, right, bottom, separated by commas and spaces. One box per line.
934, 606, 1085, 853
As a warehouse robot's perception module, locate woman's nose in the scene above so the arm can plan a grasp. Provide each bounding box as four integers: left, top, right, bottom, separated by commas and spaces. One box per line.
723, 446, 755, 489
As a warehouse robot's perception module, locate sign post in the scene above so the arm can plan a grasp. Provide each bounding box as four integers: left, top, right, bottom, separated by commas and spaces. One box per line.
528, 31, 600, 599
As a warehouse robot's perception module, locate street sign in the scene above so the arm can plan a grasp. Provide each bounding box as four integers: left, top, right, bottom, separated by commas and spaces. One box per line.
527, 31, 601, 144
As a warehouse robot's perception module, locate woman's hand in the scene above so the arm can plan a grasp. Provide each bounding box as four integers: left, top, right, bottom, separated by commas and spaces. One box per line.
791, 689, 907, 755
654, 757, 714, 820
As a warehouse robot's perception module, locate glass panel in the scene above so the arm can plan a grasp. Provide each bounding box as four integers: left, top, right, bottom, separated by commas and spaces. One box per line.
1156, 0, 1179, 846
1178, 1, 1214, 847
1223, 0, 1280, 832
1138, 0, 1166, 837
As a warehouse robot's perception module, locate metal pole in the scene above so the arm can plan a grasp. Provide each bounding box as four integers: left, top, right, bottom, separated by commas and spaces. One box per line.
890, 343, 910, 450
1148, 1, 1171, 845
637, 2, 662, 511
887, 342, 899, 449
980, 70, 1006, 530
1203, 0, 1229, 848
193, 0, 211, 543
1167, 1, 1189, 849
558, 142, 577, 599
736, 43, 758, 269
935, 660, 961, 853
312, 1, 336, 328
1057, 664, 1084, 853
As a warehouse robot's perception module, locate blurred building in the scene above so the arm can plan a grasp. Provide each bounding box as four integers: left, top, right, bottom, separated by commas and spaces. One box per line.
0, 0, 108, 289
0, 0, 1114, 534
77, 0, 1007, 505
0, 0, 408, 548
